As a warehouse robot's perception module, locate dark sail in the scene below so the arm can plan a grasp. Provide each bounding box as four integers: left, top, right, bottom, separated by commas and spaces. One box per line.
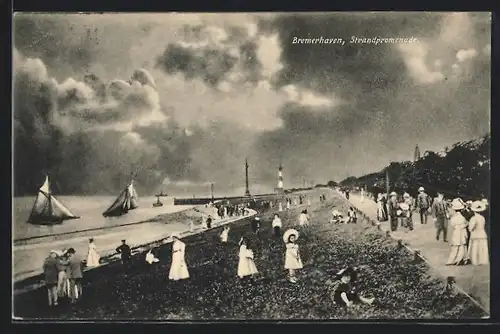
27, 176, 80, 225
102, 181, 139, 217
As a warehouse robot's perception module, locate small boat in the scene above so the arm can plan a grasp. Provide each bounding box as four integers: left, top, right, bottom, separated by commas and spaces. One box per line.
103, 179, 139, 217
153, 195, 163, 207
27, 175, 80, 225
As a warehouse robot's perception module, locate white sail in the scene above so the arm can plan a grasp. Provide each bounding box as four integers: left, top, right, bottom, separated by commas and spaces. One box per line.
28, 176, 80, 224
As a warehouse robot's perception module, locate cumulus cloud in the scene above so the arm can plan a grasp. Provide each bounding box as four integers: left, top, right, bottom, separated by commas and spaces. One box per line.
397, 41, 445, 85
13, 12, 491, 195
456, 48, 478, 62
13, 49, 193, 195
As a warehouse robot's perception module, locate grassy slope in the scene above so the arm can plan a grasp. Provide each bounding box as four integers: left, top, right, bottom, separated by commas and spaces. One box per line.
13, 191, 485, 320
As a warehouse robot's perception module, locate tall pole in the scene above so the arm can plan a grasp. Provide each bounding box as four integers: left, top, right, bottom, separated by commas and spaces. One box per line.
245, 159, 251, 196
211, 183, 214, 200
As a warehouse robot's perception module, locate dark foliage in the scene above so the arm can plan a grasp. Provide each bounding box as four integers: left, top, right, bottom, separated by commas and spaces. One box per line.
14, 195, 485, 320
340, 135, 490, 200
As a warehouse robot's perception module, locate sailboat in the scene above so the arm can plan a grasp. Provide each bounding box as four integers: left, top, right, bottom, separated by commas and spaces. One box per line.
27, 176, 80, 225
102, 180, 139, 217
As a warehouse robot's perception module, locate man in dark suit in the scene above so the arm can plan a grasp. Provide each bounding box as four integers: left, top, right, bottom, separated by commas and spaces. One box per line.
66, 248, 83, 303
116, 239, 132, 274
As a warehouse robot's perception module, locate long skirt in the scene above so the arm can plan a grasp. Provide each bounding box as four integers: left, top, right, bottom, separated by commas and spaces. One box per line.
377, 203, 388, 222
169, 259, 190, 280
446, 244, 469, 265
237, 258, 258, 278
468, 239, 489, 265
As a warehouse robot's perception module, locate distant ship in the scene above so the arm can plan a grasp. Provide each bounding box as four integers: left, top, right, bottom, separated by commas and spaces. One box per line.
27, 176, 80, 225
153, 188, 167, 207
102, 180, 139, 217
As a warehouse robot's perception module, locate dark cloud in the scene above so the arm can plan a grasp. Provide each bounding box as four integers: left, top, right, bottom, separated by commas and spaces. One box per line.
157, 44, 239, 87
249, 12, 491, 182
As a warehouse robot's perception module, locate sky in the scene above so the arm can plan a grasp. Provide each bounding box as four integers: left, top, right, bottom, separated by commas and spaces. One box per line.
13, 12, 491, 196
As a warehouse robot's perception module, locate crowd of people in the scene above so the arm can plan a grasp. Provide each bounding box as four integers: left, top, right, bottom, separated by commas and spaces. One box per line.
42, 191, 377, 309
345, 186, 490, 267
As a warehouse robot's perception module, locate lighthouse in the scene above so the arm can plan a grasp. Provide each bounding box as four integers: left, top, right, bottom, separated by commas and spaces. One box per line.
274, 164, 285, 195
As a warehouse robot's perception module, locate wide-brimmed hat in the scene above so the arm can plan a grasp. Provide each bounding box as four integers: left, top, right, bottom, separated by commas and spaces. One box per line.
335, 266, 357, 281
451, 198, 466, 211
283, 228, 299, 243
418, 187, 425, 192
470, 201, 487, 213
403, 193, 410, 198
399, 202, 410, 211
390, 191, 397, 197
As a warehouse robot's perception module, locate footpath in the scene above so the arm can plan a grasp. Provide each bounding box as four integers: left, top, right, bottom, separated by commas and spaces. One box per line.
344, 192, 490, 314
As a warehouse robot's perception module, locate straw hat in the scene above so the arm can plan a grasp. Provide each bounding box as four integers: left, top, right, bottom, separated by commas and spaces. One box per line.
403, 193, 410, 198
390, 192, 397, 197
283, 228, 299, 243
451, 198, 465, 211
481, 198, 489, 206
399, 202, 410, 211
418, 187, 425, 192
470, 201, 486, 213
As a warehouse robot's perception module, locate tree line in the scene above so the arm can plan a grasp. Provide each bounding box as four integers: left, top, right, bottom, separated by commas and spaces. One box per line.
339, 134, 490, 200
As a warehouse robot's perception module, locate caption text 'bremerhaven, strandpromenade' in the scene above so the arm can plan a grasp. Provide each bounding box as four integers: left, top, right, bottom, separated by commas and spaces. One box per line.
292, 36, 419, 46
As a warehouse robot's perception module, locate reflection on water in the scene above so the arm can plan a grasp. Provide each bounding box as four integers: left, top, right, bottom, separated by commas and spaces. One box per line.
13, 196, 192, 240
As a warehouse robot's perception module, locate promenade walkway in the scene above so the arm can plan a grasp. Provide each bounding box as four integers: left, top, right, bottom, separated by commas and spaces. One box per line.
344, 192, 490, 314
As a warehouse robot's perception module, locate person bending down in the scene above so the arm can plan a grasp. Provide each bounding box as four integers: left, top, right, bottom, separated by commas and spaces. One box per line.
333, 267, 375, 307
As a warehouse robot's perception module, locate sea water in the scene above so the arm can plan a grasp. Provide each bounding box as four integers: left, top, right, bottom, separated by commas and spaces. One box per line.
13, 196, 192, 241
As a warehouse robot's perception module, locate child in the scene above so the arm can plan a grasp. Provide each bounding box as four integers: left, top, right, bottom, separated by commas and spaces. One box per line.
333, 266, 375, 307
272, 213, 283, 237
283, 229, 303, 283
145, 247, 160, 265
347, 207, 357, 224
299, 209, 310, 228
220, 225, 230, 243
237, 237, 259, 279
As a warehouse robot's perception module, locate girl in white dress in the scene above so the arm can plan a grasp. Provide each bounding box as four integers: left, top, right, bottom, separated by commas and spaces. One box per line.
467, 201, 489, 265
299, 209, 310, 227
237, 237, 258, 279
220, 225, 230, 243
283, 229, 303, 283
86, 238, 100, 267
168, 233, 190, 281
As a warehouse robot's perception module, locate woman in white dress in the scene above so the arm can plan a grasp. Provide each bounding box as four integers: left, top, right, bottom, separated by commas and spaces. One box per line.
283, 229, 303, 283
168, 233, 190, 281
376, 193, 388, 222
446, 198, 470, 266
237, 237, 258, 279
467, 201, 489, 265
86, 238, 100, 268
220, 225, 230, 244
278, 202, 283, 212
